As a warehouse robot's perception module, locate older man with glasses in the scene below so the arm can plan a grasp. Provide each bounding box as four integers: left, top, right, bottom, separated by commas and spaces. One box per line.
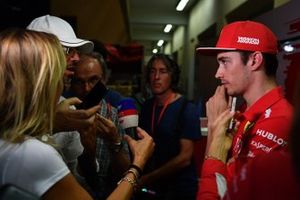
65, 52, 131, 199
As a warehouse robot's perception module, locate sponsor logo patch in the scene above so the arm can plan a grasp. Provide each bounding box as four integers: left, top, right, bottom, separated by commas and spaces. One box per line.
256, 129, 287, 146
251, 140, 272, 153
237, 36, 260, 45
264, 108, 271, 118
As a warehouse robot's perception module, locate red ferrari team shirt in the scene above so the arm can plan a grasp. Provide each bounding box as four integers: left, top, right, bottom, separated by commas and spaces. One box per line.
197, 87, 293, 200
226, 151, 300, 200
231, 87, 293, 159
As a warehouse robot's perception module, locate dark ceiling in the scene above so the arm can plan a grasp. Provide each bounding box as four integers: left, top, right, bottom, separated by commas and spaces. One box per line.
0, 0, 50, 30
0, 0, 276, 54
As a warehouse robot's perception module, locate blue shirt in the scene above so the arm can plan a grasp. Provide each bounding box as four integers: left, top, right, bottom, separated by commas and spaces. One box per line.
139, 96, 201, 198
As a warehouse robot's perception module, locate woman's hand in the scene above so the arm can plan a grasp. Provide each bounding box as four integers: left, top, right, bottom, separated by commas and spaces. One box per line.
124, 127, 155, 169
54, 97, 100, 132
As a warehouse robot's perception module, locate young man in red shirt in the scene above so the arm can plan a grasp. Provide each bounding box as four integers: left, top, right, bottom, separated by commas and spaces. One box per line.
196, 21, 293, 199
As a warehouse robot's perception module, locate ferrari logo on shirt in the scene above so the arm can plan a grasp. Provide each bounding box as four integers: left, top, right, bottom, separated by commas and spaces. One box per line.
264, 108, 271, 118
243, 121, 254, 134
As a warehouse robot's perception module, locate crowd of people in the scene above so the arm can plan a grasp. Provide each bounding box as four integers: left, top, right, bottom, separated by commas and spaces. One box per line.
0, 14, 299, 200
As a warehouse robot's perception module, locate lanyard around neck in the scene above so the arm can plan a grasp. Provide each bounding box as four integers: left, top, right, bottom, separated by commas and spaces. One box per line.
151, 93, 175, 134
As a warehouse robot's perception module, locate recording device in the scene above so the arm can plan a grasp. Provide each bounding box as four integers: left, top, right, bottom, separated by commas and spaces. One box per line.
117, 98, 139, 138
227, 96, 237, 133
77, 80, 108, 109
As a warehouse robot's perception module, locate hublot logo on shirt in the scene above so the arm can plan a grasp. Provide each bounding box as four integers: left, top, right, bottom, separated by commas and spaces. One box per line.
256, 129, 287, 146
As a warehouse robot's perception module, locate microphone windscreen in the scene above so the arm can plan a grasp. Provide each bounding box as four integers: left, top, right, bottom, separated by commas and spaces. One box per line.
117, 98, 138, 129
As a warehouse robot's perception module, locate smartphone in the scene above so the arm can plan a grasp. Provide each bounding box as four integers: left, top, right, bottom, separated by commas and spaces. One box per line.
77, 80, 108, 109
227, 96, 237, 132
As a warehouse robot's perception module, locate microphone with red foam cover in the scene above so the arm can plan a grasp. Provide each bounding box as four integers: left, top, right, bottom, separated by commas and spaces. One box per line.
117, 98, 138, 138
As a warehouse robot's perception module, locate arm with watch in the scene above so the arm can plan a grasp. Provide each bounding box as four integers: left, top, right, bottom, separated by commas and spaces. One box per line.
77, 111, 130, 184
95, 113, 131, 177
77, 80, 131, 183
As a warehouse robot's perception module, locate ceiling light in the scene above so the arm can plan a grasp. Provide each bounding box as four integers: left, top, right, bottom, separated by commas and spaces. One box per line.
164, 24, 173, 33
157, 40, 164, 47
152, 49, 158, 54
176, 0, 189, 11
283, 43, 295, 53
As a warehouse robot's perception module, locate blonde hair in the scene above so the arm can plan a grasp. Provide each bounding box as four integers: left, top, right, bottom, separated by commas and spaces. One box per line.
0, 29, 66, 143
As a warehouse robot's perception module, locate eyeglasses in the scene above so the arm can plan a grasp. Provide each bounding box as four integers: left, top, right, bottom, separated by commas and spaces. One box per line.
62, 46, 78, 56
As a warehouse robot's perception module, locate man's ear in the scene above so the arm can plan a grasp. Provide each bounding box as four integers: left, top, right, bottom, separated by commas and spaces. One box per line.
248, 51, 263, 71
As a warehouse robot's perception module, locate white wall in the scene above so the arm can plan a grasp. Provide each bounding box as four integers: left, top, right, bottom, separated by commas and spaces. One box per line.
189, 0, 218, 41
172, 26, 185, 52
164, 42, 172, 55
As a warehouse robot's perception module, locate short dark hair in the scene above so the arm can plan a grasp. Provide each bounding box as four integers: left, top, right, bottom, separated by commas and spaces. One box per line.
239, 51, 278, 77
145, 53, 181, 92
81, 52, 108, 80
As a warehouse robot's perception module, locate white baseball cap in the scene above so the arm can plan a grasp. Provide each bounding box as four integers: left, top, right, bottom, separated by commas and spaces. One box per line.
27, 14, 94, 53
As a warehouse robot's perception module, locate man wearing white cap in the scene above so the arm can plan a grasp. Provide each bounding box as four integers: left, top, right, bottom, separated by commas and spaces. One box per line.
196, 21, 293, 199
27, 14, 94, 92
27, 15, 99, 177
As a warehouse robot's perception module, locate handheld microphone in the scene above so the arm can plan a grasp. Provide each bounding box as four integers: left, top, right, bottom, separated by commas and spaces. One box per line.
117, 98, 139, 139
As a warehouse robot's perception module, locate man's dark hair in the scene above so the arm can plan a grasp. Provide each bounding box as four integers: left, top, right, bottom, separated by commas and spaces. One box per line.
239, 51, 278, 77
82, 52, 108, 80
145, 53, 181, 92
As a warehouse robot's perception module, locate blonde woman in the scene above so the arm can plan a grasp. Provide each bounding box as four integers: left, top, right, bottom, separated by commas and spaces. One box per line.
0, 29, 154, 200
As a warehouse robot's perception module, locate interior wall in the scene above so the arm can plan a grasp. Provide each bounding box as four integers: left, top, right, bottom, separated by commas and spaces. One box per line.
189, 0, 218, 40
274, 0, 290, 7
172, 26, 185, 53
171, 26, 187, 91
51, 0, 129, 44
255, 0, 300, 104
223, 0, 248, 15
164, 43, 172, 55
